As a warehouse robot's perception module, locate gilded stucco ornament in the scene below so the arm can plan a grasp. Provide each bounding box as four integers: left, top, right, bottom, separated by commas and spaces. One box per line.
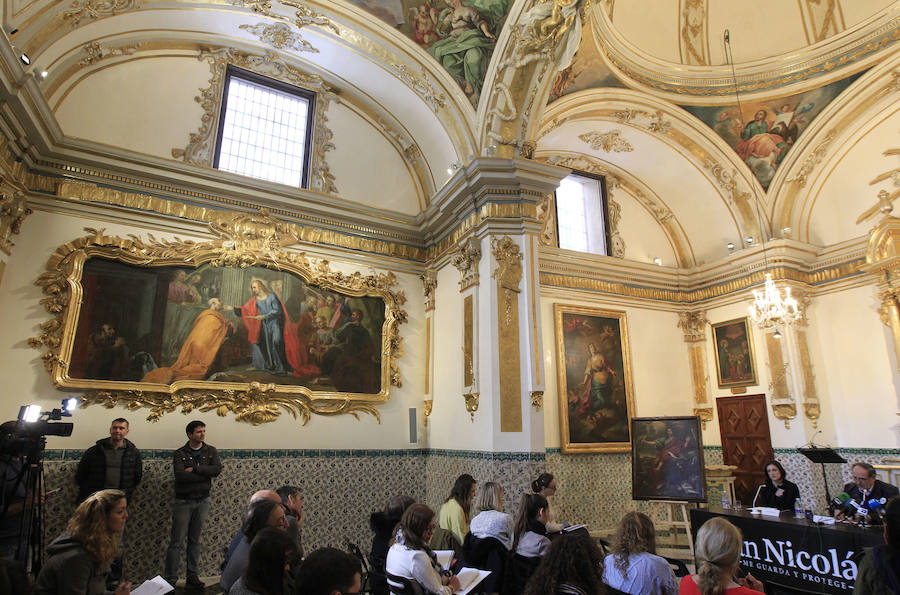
228, 0, 340, 36
530, 390, 544, 411
62, 0, 137, 26
772, 403, 798, 429
0, 190, 32, 254
703, 158, 752, 211
491, 236, 523, 328
693, 407, 713, 429
240, 22, 319, 53
423, 399, 434, 426
421, 270, 437, 311
463, 392, 479, 421
786, 129, 837, 188
536, 194, 558, 247
391, 64, 446, 112
677, 310, 708, 343
451, 238, 482, 291
613, 109, 671, 134
680, 0, 708, 66
579, 130, 633, 153
172, 48, 338, 194
28, 210, 408, 425
79, 41, 141, 66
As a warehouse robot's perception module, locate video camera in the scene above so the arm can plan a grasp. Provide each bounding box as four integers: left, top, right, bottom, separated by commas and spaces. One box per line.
0, 401, 76, 457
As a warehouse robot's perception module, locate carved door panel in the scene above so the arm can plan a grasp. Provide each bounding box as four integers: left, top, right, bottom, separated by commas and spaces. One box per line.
717, 395, 774, 505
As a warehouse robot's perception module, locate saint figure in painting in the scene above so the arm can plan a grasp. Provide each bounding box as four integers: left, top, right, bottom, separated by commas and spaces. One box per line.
428, 0, 499, 98
226, 279, 319, 378
143, 298, 234, 383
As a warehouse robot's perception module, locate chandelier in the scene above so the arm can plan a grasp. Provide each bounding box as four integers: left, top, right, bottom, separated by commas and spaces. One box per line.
723, 29, 801, 335
748, 273, 800, 330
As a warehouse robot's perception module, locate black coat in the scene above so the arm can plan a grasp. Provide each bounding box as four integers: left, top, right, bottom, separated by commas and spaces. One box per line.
75, 438, 143, 502
757, 479, 801, 511
173, 442, 222, 500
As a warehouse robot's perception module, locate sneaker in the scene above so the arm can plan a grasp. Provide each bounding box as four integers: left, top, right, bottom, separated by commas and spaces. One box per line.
185, 575, 205, 589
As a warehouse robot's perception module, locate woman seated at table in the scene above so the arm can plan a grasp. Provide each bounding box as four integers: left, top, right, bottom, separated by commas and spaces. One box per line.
679, 517, 763, 595
386, 503, 460, 595
756, 460, 800, 511
603, 511, 677, 595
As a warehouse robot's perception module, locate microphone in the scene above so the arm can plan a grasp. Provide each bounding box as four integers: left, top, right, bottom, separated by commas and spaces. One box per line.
867, 497, 887, 510
831, 491, 852, 510
752, 484, 765, 508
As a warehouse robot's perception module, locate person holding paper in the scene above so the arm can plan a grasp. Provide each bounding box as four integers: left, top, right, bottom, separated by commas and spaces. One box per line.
756, 461, 800, 511
386, 503, 460, 595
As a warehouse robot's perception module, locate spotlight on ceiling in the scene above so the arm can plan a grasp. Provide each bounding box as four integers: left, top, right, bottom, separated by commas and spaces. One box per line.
16, 49, 30, 65
653, 257, 662, 266
727, 242, 735, 252
773, 328, 782, 339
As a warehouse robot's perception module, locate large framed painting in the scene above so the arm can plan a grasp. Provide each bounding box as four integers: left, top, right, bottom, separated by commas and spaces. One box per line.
631, 416, 706, 502
554, 305, 635, 453
711, 317, 758, 388
29, 210, 407, 424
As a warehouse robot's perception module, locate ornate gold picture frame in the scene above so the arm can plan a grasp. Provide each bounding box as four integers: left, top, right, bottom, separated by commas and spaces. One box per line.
554, 304, 636, 453
29, 209, 407, 425
711, 317, 758, 389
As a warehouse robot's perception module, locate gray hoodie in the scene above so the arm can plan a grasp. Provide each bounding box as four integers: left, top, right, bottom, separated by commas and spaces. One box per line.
34, 533, 112, 595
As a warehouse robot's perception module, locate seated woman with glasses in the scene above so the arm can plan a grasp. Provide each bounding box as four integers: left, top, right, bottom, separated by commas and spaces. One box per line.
386, 503, 461, 595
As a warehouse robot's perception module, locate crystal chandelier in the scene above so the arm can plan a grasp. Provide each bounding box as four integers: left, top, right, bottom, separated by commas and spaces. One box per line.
748, 273, 800, 330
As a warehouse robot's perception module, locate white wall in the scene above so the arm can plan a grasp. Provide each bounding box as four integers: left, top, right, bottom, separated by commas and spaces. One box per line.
539, 292, 694, 449
0, 208, 426, 450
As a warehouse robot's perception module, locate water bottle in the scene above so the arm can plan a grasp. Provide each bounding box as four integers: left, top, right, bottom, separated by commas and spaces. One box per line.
794, 498, 803, 517
721, 489, 731, 509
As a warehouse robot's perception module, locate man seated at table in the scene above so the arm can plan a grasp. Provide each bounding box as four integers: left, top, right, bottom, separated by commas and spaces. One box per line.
835, 462, 899, 523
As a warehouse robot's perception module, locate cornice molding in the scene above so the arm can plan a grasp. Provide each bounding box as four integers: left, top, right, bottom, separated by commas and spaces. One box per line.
591, 3, 900, 104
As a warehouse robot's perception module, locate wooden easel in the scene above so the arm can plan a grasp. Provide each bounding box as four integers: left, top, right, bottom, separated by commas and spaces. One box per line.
648, 500, 695, 559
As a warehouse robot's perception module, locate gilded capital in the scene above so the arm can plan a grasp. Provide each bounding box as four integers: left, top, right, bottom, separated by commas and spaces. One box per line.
451, 238, 482, 291
677, 310, 708, 342
421, 270, 437, 311
0, 189, 32, 255
491, 236, 523, 328
693, 407, 713, 429
772, 403, 797, 429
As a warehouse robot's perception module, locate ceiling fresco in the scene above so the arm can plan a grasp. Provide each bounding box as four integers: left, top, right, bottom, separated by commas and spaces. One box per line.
547, 19, 627, 103
682, 71, 863, 189
352, 0, 513, 107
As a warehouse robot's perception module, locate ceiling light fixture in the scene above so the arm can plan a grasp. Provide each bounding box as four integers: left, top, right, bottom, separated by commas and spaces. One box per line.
724, 29, 800, 332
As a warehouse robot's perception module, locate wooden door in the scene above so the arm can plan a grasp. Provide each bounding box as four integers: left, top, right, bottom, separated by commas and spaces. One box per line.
717, 394, 774, 505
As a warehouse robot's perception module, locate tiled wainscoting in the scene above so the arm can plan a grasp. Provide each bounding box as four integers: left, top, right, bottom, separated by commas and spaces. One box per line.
39, 446, 898, 582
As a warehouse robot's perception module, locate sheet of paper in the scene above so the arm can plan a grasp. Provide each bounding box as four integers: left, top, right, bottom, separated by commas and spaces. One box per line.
563, 523, 588, 532
454, 567, 491, 595
434, 549, 454, 569
131, 575, 174, 595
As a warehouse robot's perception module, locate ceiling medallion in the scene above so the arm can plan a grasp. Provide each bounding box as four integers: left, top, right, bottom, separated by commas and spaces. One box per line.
240, 22, 319, 53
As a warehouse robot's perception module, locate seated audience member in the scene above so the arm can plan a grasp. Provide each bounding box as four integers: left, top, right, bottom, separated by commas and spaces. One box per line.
221, 499, 288, 592
506, 493, 551, 594
224, 490, 282, 569
0, 559, 30, 595
294, 547, 362, 595
276, 485, 304, 559
524, 532, 605, 595
230, 528, 298, 595
386, 503, 461, 595
513, 493, 550, 558
603, 512, 676, 595
756, 460, 800, 511
679, 517, 763, 595
853, 496, 900, 594
836, 462, 899, 523
35, 489, 131, 595
532, 473, 567, 532
469, 481, 513, 550
370, 495, 415, 595
438, 474, 476, 546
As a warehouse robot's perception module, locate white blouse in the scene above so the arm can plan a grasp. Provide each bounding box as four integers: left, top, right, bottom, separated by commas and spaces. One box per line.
469, 509, 513, 550
385, 543, 451, 595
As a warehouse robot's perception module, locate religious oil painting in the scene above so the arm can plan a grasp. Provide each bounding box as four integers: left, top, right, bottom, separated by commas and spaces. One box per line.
631, 416, 706, 502
682, 71, 860, 189
711, 317, 757, 389
554, 304, 635, 453
29, 212, 407, 425
69, 259, 385, 394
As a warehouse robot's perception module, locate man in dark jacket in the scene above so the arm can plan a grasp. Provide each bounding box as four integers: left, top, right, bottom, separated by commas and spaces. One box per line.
163, 420, 222, 590
75, 418, 143, 502
74, 417, 142, 588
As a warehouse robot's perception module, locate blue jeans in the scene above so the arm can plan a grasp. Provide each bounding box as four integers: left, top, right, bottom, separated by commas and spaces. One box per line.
164, 497, 210, 582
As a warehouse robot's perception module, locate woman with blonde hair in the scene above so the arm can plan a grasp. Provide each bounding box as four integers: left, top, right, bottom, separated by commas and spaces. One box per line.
678, 517, 762, 595
602, 511, 676, 595
35, 489, 131, 595
469, 481, 513, 549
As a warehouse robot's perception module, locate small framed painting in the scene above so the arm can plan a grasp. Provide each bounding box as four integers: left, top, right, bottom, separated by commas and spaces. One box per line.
631, 416, 706, 502
711, 317, 758, 388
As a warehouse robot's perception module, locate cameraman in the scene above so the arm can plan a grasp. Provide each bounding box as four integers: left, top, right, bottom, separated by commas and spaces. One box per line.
0, 433, 39, 561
